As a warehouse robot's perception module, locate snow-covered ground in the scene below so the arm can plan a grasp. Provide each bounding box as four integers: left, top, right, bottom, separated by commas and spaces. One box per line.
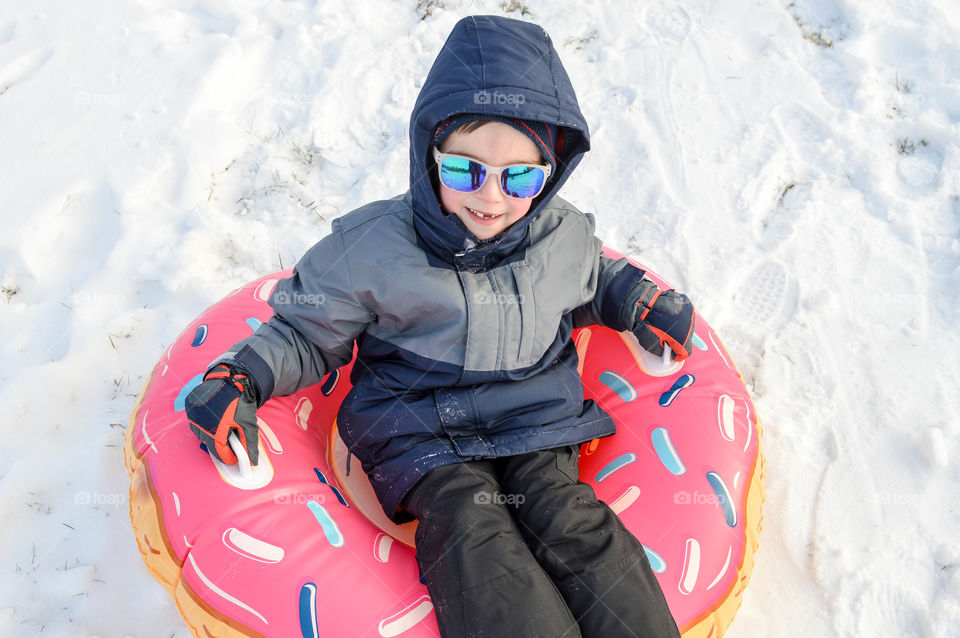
1, 0, 958, 636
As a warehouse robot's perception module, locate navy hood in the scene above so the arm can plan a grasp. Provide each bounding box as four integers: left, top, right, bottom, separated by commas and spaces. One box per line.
408, 15, 591, 269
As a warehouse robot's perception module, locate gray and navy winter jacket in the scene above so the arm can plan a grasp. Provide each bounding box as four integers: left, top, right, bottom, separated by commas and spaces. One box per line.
218, 16, 647, 521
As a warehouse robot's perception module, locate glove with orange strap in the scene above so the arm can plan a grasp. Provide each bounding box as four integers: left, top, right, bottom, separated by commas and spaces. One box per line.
185, 363, 261, 465
622, 278, 696, 361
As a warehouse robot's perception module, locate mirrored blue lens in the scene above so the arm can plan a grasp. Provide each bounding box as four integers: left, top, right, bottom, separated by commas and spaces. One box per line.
439, 156, 486, 192
500, 165, 546, 199
439, 157, 546, 199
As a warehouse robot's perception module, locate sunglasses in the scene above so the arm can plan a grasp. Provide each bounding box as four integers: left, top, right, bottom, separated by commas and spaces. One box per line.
432, 147, 552, 199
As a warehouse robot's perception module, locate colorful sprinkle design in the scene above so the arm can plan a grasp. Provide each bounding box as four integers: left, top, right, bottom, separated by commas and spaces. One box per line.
191, 324, 208, 347
642, 545, 667, 574
596, 453, 637, 482
706, 471, 737, 527
307, 500, 344, 547
298, 582, 319, 638
314, 468, 349, 507
598, 370, 637, 402
659, 374, 695, 407
651, 427, 686, 476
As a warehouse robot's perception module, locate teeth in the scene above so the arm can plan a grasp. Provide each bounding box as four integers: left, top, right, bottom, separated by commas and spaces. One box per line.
469, 208, 500, 220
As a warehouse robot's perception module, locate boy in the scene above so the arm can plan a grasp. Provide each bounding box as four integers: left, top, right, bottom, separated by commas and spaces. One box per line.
187, 15, 692, 638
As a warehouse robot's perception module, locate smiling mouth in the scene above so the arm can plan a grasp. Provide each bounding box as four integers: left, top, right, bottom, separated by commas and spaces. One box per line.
467, 207, 503, 221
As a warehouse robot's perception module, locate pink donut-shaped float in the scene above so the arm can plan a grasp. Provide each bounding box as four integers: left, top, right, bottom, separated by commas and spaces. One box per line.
125, 249, 765, 637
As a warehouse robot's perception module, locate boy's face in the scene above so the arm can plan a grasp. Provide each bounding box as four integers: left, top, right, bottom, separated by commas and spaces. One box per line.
437, 121, 542, 241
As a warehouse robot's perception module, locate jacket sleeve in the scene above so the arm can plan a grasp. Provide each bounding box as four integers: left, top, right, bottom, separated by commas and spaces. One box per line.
572, 240, 648, 331
213, 221, 375, 402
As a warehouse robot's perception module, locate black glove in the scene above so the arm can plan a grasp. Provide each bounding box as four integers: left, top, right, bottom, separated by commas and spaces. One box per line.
622, 279, 695, 361
185, 363, 261, 465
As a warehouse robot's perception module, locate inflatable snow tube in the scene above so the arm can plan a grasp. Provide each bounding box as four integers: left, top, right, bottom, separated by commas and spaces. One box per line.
125, 249, 764, 638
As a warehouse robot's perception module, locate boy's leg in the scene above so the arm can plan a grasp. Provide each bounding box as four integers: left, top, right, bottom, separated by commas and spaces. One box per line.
403, 460, 582, 638
498, 446, 682, 638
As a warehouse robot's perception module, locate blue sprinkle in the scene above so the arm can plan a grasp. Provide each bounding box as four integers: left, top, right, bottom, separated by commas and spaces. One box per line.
642, 545, 667, 573
245, 317, 263, 332
320, 369, 340, 396
598, 371, 637, 402
651, 427, 686, 476
659, 374, 695, 407
692, 333, 707, 351
706, 471, 737, 527
307, 500, 344, 547
314, 468, 349, 507
596, 453, 637, 482
298, 582, 319, 638
173, 373, 205, 411
191, 324, 208, 347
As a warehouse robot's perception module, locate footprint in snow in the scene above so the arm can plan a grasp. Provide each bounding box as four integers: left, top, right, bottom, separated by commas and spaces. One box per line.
732, 260, 798, 336
643, 5, 691, 44
773, 102, 833, 170
896, 138, 943, 192
717, 260, 798, 375
853, 582, 934, 638
0, 48, 52, 97
757, 180, 814, 248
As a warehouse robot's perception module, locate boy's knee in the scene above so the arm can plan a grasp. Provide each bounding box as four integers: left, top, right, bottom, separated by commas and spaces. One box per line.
404, 461, 498, 515
514, 482, 634, 546
419, 495, 508, 539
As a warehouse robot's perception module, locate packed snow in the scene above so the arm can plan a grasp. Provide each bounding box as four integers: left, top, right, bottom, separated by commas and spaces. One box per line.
1, 0, 958, 636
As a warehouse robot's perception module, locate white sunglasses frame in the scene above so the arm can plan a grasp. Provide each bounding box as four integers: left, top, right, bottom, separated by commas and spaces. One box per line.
432, 147, 552, 199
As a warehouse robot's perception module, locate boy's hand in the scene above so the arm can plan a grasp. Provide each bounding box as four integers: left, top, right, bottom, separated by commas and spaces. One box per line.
625, 279, 695, 361
185, 364, 261, 465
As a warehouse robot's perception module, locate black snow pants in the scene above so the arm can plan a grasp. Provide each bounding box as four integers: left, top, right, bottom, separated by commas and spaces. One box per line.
402, 444, 682, 638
